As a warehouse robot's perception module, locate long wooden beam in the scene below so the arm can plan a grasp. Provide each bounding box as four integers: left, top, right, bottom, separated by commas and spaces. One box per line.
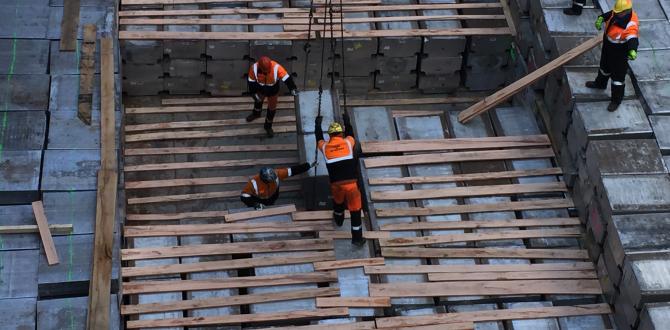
127, 187, 302, 205
381, 247, 589, 260
162, 95, 294, 105
60, 0, 80, 51
458, 34, 603, 123
343, 97, 479, 106
370, 182, 567, 201
125, 175, 248, 190
224, 204, 297, 222
364, 148, 555, 168
316, 14, 506, 24
316, 297, 391, 308
361, 135, 550, 154
119, 30, 314, 40
369, 280, 602, 297
380, 218, 580, 231
320, 27, 512, 38
428, 270, 598, 281
124, 157, 298, 172
124, 144, 297, 156
126, 210, 228, 221
124, 221, 333, 237
120, 18, 310, 25
125, 124, 297, 142
124, 116, 296, 132
364, 262, 595, 275
376, 198, 574, 217
0, 224, 73, 235
368, 168, 563, 185
126, 103, 292, 114
379, 228, 581, 247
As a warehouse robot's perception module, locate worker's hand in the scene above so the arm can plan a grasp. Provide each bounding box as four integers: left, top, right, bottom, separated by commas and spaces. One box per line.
310, 161, 318, 168
254, 203, 265, 210
291, 89, 299, 96
315, 115, 323, 126
595, 16, 604, 30
628, 49, 638, 60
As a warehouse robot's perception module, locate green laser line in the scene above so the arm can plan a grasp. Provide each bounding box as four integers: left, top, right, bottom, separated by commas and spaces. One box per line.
67, 189, 75, 330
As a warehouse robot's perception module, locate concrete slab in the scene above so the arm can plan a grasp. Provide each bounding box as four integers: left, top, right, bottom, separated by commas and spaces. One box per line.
601, 174, 670, 215
586, 139, 666, 177
0, 39, 49, 74
207, 15, 249, 60
0, 250, 39, 299
538, 8, 599, 48
638, 20, 670, 51
564, 67, 636, 101
124, 77, 165, 96
165, 59, 206, 78
47, 5, 114, 40
639, 80, 670, 115
376, 11, 422, 57
0, 111, 47, 150
417, 73, 460, 93
609, 213, 670, 267
375, 73, 417, 91
650, 115, 670, 154
43, 190, 123, 235
352, 106, 396, 142
0, 205, 41, 250
121, 25, 163, 64
0, 5, 49, 39
629, 0, 668, 20
164, 76, 205, 95
0, 297, 36, 329
639, 302, 670, 330
0, 74, 50, 111
448, 304, 503, 330
48, 110, 121, 149
504, 301, 560, 329
0, 150, 41, 204
297, 89, 336, 135
571, 99, 651, 141
622, 253, 670, 309
419, 55, 461, 74
41, 149, 101, 191
206, 59, 248, 80
550, 36, 601, 66
36, 294, 120, 330
630, 49, 670, 81
49, 74, 79, 111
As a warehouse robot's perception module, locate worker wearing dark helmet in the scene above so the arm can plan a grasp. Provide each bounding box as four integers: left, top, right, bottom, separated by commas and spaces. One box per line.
241, 163, 313, 209
247, 56, 299, 138
315, 112, 365, 247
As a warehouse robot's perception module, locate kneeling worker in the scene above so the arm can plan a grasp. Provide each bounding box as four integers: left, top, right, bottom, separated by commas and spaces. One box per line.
247, 56, 298, 137
315, 112, 365, 246
241, 162, 312, 209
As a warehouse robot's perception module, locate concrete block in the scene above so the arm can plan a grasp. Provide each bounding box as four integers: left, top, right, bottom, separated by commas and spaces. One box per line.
333, 12, 377, 58
622, 253, 670, 309
639, 80, 670, 115
352, 106, 395, 142
207, 14, 249, 60
332, 74, 376, 94
609, 213, 670, 268
571, 99, 651, 144
630, 49, 670, 81
0, 111, 46, 150
43, 191, 96, 235
639, 302, 670, 330
296, 89, 336, 135
163, 6, 206, 59
41, 149, 101, 191
600, 174, 670, 217
332, 54, 377, 76
0, 205, 41, 250
122, 62, 165, 80
504, 301, 560, 329
165, 58, 206, 78
465, 68, 509, 91
470, 35, 514, 55
419, 55, 461, 74
48, 5, 114, 39
650, 115, 670, 154
375, 55, 417, 75
205, 77, 247, 96
49, 74, 79, 111
36, 295, 120, 330
206, 59, 249, 79
0, 250, 39, 299
537, 8, 599, 51
630, 0, 668, 19
121, 25, 163, 64
164, 76, 205, 95
638, 20, 670, 51
50, 39, 119, 75
250, 14, 292, 61
550, 36, 601, 66
375, 73, 416, 91
48, 110, 121, 149
0, 297, 36, 329
0, 150, 41, 204
0, 39, 49, 74
136, 290, 183, 330
0, 4, 49, 38
0, 74, 50, 111
123, 77, 165, 96
417, 73, 460, 94
565, 67, 636, 101
586, 139, 666, 178
418, 0, 466, 57
376, 11, 421, 57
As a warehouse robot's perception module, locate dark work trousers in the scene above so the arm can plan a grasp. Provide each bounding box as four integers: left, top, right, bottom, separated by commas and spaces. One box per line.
593, 40, 629, 104
241, 190, 279, 208
333, 203, 363, 242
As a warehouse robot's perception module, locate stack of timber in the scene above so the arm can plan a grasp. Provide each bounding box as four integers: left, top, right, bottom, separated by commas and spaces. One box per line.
118, 0, 515, 94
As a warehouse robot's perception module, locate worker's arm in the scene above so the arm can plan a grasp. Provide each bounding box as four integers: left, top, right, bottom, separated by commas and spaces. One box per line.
278, 65, 298, 95
287, 163, 311, 177
343, 111, 354, 137
315, 115, 324, 144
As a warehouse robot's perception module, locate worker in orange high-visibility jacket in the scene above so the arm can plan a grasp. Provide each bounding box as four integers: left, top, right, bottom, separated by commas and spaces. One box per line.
564, 0, 587, 15
247, 56, 298, 138
241, 162, 313, 209
585, 0, 639, 112
315, 112, 365, 247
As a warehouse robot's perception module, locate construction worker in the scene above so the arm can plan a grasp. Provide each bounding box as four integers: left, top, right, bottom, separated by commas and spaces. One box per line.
564, 0, 586, 15
247, 56, 298, 137
241, 162, 313, 209
315, 113, 365, 247
586, 0, 639, 112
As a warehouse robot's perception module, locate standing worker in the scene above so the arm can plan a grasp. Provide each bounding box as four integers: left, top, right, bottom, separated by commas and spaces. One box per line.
315, 112, 365, 247
585, 0, 639, 112
240, 162, 313, 209
247, 56, 299, 137
564, 0, 586, 15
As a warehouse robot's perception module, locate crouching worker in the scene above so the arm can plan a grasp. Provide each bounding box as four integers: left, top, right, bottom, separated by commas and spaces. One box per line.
241, 162, 313, 209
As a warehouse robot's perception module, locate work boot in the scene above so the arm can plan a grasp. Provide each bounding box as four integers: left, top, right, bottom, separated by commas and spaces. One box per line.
333, 211, 345, 227
585, 71, 609, 89
607, 102, 620, 112
264, 109, 276, 137
563, 6, 583, 16
351, 229, 365, 247
609, 82, 625, 112
246, 109, 262, 122
264, 121, 274, 138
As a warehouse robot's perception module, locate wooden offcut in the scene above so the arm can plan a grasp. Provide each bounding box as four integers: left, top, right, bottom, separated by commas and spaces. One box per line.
458, 34, 603, 123
77, 24, 96, 125
313, 257, 384, 271
369, 280, 602, 297
31, 201, 59, 265
316, 296, 391, 308
361, 135, 550, 154
60, 0, 81, 51
224, 204, 297, 222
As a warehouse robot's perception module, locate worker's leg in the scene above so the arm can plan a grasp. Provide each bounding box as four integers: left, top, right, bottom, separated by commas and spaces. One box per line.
344, 182, 364, 246
264, 94, 278, 137
266, 189, 279, 206
586, 44, 611, 89
246, 94, 264, 122
241, 194, 258, 207
608, 55, 629, 111
331, 183, 346, 227
564, 0, 585, 15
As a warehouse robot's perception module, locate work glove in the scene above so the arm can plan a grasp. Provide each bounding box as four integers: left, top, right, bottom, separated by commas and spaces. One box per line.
254, 203, 265, 210
291, 89, 299, 96
315, 115, 323, 126
595, 16, 604, 30
310, 160, 318, 168
252, 93, 262, 103
628, 49, 638, 60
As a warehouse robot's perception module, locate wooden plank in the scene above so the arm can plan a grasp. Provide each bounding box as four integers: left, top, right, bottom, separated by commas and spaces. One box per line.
316, 14, 505, 24
381, 247, 589, 260
125, 175, 248, 190
125, 115, 296, 132
122, 0, 376, 4
126, 210, 228, 221
380, 218, 580, 231
122, 251, 336, 277
392, 110, 444, 118
379, 228, 581, 247
376, 198, 574, 217
124, 221, 333, 237
319, 231, 390, 239
292, 210, 351, 221
361, 135, 550, 154
375, 304, 612, 328
224, 204, 296, 222
162, 95, 294, 105
123, 271, 338, 294
499, 0, 517, 36
320, 27, 512, 38
31, 201, 59, 265
458, 34, 603, 123
316, 297, 391, 308
369, 280, 602, 297
335, 3, 502, 12
0, 224, 73, 235
370, 182, 567, 201
364, 262, 596, 275
126, 103, 293, 114
368, 168, 563, 185
77, 24, 96, 125
122, 287, 340, 315
126, 186, 302, 205
119, 30, 314, 40
364, 148, 555, 168
313, 257, 384, 271
121, 238, 333, 261
124, 144, 297, 156
126, 308, 349, 329
343, 97, 478, 106
60, 0, 81, 51
394, 323, 475, 330
125, 124, 297, 142
428, 270, 598, 282
124, 157, 298, 172
120, 18, 309, 25
253, 322, 376, 330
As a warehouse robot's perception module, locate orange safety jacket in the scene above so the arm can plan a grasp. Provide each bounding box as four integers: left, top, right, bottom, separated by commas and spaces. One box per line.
242, 168, 290, 199
248, 60, 290, 87
602, 10, 639, 50
318, 135, 357, 183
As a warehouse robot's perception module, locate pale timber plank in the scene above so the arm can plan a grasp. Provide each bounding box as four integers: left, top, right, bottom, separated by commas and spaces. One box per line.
427, 270, 598, 281
119, 31, 315, 40
124, 144, 297, 156
162, 96, 294, 105
361, 135, 550, 154
369, 280, 602, 297
381, 247, 589, 260
224, 204, 297, 222
126, 186, 299, 205
378, 228, 581, 247
0, 224, 73, 235
364, 262, 595, 275
313, 257, 384, 271
316, 297, 391, 308
126, 210, 228, 221
320, 28, 512, 38
364, 148, 555, 168
124, 115, 296, 132
380, 218, 580, 231
370, 182, 567, 201
124, 157, 298, 172
126, 103, 293, 114
376, 198, 574, 217
124, 221, 333, 237
125, 175, 248, 190
319, 231, 390, 239
32, 201, 59, 265
368, 168, 563, 185
125, 124, 297, 142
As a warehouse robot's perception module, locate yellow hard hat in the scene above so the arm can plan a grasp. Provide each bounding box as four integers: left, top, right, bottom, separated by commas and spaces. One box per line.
613, 0, 632, 13
327, 122, 344, 134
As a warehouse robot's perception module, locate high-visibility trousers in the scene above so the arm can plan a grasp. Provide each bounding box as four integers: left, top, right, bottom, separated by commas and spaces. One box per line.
330, 180, 362, 212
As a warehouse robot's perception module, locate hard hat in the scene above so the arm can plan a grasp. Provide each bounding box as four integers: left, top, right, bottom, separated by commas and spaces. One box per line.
613, 0, 632, 13
258, 56, 272, 73
259, 167, 277, 183
327, 122, 344, 134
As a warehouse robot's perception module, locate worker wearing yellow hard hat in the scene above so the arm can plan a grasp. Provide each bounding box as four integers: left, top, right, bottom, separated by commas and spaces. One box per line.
585, 0, 639, 112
